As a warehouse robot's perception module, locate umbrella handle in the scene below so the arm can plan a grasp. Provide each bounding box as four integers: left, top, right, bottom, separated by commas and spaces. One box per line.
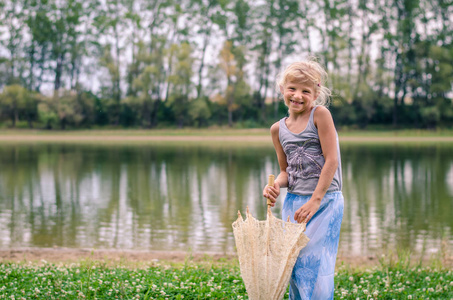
267, 174, 275, 207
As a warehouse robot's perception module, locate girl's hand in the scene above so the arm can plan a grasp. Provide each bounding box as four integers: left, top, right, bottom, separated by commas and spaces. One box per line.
263, 182, 280, 207
294, 199, 321, 223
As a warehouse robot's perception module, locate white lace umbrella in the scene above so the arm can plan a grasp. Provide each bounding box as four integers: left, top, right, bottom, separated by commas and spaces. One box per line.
232, 175, 310, 300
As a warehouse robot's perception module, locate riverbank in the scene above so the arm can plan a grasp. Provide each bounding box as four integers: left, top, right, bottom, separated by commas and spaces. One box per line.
1, 128, 453, 144
1, 247, 452, 269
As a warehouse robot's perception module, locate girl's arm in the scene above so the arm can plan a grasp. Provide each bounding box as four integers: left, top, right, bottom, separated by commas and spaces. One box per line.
263, 121, 288, 206
294, 106, 338, 223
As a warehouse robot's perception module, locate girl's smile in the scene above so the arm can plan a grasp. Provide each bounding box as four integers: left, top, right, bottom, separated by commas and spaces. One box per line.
290, 99, 304, 105
283, 80, 318, 114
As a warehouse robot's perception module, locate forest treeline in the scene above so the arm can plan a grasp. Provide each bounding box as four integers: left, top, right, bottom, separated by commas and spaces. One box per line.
0, 0, 452, 129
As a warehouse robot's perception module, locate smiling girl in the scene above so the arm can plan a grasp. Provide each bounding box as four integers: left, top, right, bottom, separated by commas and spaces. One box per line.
263, 59, 344, 300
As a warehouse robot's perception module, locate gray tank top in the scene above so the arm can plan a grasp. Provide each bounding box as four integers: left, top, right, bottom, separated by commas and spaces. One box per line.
278, 106, 342, 195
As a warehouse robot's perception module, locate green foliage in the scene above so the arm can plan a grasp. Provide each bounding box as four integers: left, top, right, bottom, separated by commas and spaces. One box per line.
38, 89, 95, 129
335, 265, 453, 299
0, 260, 451, 299
189, 97, 212, 127
38, 98, 59, 130
167, 42, 195, 127
0, 0, 452, 129
0, 84, 38, 128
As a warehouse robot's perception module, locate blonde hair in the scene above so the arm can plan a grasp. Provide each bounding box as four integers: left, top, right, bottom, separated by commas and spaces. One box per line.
276, 58, 332, 107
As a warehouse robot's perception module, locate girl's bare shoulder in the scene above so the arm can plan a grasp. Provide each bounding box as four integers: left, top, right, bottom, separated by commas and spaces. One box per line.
314, 106, 334, 127
314, 105, 331, 116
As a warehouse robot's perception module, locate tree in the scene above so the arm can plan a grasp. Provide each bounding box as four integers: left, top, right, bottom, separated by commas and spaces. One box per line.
94, 0, 129, 125
0, 84, 38, 128
0, 0, 27, 86
188, 0, 222, 99
250, 0, 274, 123
188, 97, 212, 127
167, 42, 195, 127
218, 40, 250, 127
26, 0, 53, 92
124, 0, 143, 97
98, 44, 122, 125
25, 0, 95, 92
387, 0, 420, 127
38, 89, 94, 129
127, 41, 165, 128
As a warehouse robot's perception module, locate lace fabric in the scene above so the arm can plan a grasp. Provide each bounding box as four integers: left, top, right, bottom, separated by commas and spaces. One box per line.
232, 207, 310, 300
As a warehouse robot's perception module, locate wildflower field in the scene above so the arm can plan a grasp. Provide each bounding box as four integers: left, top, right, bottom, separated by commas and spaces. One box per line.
0, 258, 452, 300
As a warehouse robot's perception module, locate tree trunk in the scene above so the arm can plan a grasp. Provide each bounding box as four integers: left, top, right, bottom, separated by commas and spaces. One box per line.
196, 31, 210, 99
151, 98, 160, 128
54, 55, 63, 91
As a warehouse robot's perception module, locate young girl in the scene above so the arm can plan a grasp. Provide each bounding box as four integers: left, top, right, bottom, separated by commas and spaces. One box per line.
263, 59, 344, 300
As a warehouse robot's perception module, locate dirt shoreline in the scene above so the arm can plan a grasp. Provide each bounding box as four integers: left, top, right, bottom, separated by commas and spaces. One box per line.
1, 248, 451, 269
0, 247, 373, 266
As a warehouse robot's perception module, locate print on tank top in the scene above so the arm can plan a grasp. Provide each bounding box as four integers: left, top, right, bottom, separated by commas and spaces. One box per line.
284, 137, 324, 192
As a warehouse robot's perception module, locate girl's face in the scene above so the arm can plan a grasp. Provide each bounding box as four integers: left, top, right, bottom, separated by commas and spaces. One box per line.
282, 80, 318, 114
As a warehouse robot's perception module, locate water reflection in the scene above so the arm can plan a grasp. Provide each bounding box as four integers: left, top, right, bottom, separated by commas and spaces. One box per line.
0, 143, 452, 256
341, 144, 453, 255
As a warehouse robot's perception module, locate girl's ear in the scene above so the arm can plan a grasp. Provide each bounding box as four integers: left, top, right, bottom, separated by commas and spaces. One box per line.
279, 84, 284, 94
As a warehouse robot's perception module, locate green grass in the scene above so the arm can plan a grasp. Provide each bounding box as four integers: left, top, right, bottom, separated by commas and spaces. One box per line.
1, 127, 453, 137
0, 128, 270, 137
1, 128, 453, 147
338, 128, 453, 137
1, 258, 452, 299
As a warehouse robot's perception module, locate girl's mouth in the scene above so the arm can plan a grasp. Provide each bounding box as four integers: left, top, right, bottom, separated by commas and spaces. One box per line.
290, 99, 303, 105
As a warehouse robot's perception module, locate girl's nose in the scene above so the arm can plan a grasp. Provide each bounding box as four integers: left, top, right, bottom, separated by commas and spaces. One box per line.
294, 90, 302, 99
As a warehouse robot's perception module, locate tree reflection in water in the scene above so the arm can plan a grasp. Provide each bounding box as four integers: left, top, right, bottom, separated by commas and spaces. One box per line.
0, 142, 452, 257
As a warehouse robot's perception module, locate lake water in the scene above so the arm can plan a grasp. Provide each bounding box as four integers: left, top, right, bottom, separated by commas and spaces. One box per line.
0, 142, 452, 257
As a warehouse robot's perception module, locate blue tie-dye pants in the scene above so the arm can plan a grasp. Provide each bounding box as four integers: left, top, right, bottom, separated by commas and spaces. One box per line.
282, 191, 344, 300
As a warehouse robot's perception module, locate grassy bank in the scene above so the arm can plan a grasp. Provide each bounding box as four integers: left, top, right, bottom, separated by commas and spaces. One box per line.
0, 128, 271, 137
0, 128, 453, 145
1, 128, 453, 137
1, 258, 452, 299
